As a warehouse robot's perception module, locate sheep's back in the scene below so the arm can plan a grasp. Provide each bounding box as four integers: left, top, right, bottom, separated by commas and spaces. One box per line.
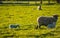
38, 17, 54, 25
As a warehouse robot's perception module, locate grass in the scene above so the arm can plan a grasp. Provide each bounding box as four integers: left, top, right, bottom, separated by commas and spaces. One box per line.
0, 3, 60, 38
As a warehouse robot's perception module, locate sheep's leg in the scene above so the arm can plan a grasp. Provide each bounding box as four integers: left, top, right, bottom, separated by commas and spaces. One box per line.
36, 24, 41, 29
36, 25, 38, 29
39, 25, 41, 29
36, 25, 40, 29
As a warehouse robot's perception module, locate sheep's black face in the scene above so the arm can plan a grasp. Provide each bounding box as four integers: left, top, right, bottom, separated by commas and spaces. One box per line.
53, 15, 59, 19
53, 15, 59, 22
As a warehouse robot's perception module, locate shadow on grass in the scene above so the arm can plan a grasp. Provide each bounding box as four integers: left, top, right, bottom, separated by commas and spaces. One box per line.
0, 27, 56, 38
3, 33, 16, 38
0, 3, 56, 6
1, 32, 55, 38
44, 3, 56, 5
32, 32, 54, 38
0, 3, 41, 6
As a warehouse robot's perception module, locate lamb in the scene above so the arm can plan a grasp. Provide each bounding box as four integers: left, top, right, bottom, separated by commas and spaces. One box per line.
36, 14, 59, 29
37, 6, 42, 10
9, 24, 20, 29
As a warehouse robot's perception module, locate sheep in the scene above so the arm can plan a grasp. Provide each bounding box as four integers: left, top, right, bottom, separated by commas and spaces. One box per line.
9, 24, 20, 29
37, 6, 42, 10
36, 14, 59, 29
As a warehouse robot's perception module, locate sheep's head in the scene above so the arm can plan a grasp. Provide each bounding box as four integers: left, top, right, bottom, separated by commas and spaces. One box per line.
53, 14, 59, 22
53, 14, 59, 19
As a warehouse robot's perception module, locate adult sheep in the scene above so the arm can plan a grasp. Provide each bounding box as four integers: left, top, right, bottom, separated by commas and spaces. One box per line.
36, 14, 59, 29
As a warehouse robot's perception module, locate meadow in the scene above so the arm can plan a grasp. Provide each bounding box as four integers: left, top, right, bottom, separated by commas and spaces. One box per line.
0, 1, 60, 38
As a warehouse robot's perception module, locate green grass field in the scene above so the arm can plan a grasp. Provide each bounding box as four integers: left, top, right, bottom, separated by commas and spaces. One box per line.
0, 3, 60, 38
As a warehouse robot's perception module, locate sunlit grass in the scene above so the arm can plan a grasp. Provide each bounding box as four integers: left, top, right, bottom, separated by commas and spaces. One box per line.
0, 3, 60, 38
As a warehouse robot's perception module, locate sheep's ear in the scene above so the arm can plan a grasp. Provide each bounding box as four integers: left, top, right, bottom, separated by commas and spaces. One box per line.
58, 15, 60, 17
56, 15, 59, 17
53, 14, 59, 17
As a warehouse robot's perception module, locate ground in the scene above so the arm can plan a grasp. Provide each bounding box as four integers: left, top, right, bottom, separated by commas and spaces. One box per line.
0, 2, 60, 38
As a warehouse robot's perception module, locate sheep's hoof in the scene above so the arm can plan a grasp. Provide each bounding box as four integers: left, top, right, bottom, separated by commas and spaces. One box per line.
35, 27, 38, 29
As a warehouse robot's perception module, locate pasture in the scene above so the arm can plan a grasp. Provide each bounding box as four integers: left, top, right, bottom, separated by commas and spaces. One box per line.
0, 2, 60, 38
